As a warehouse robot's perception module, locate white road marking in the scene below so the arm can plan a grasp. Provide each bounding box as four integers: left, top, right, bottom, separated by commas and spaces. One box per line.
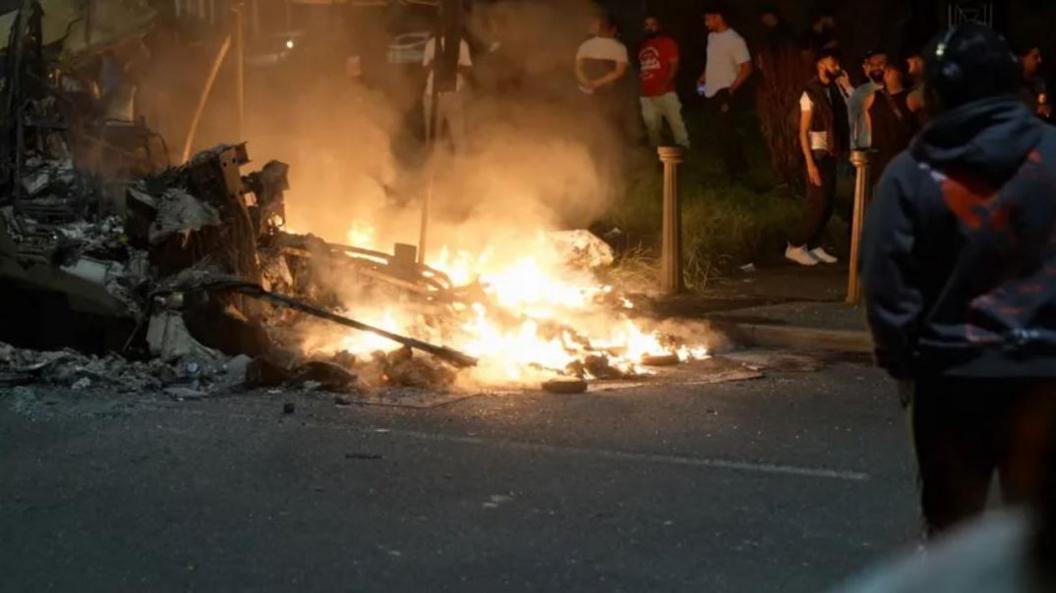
138, 403, 871, 482
380, 428, 870, 481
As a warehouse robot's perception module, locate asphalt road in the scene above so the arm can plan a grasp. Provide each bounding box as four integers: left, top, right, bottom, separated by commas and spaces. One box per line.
1, 358, 919, 593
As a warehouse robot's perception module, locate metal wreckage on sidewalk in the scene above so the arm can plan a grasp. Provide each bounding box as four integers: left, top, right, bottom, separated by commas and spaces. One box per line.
0, 2, 485, 397
0, 1, 727, 399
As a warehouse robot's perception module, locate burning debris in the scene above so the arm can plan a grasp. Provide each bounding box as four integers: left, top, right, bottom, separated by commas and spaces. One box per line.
0, 1, 715, 398
0, 136, 711, 396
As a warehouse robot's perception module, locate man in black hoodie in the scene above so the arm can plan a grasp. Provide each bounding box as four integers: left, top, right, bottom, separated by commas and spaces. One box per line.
863, 24, 1056, 538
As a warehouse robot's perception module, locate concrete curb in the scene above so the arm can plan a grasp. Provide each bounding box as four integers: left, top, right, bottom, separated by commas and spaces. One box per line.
715, 321, 873, 354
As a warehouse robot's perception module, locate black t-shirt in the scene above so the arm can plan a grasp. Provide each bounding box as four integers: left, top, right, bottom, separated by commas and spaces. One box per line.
870, 90, 915, 177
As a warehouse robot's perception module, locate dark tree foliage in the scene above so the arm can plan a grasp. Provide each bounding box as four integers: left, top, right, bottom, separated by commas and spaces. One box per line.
754, 42, 813, 190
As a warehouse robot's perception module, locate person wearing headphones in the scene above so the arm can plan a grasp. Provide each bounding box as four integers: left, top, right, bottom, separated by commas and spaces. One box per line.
862, 24, 1056, 539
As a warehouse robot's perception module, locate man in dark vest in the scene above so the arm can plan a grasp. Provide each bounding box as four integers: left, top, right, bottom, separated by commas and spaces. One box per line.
863, 23, 1056, 538
786, 49, 853, 266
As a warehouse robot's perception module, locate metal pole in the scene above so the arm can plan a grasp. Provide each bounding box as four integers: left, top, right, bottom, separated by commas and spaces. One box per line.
233, 2, 245, 140
180, 35, 232, 163
250, 0, 261, 37
847, 150, 872, 304
418, 1, 448, 266
659, 146, 684, 295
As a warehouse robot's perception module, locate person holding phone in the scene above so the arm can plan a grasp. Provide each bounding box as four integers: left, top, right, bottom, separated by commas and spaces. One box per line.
786, 48, 852, 266
696, 4, 753, 180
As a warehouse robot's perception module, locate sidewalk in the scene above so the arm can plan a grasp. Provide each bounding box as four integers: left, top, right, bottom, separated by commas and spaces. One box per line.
648, 263, 873, 354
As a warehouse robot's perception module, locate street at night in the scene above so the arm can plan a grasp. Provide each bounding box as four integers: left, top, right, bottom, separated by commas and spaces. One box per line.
2, 355, 918, 592
3, 0, 1056, 590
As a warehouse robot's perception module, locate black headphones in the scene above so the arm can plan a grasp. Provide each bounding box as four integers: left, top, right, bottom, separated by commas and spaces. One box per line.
934, 26, 964, 86
933, 24, 1022, 87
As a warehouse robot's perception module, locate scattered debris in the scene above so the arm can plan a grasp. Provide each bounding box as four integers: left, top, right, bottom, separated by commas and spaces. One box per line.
550, 229, 615, 269
0, 341, 171, 392
640, 354, 680, 367
0, 0, 727, 401
724, 350, 825, 373
542, 379, 588, 394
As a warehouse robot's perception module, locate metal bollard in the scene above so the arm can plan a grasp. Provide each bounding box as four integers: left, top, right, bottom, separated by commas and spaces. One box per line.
847, 150, 872, 304
658, 146, 684, 295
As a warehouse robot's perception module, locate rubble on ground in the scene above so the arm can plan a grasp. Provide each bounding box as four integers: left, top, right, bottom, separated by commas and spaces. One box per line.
0, 0, 714, 398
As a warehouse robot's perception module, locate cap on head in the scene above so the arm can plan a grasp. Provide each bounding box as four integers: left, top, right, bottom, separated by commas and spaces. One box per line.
925, 23, 1020, 110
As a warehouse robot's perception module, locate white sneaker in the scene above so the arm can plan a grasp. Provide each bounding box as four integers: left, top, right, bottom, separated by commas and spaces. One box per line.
785, 244, 818, 266
809, 247, 838, 264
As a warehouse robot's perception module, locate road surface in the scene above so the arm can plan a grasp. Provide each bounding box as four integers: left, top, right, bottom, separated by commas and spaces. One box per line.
1, 355, 918, 592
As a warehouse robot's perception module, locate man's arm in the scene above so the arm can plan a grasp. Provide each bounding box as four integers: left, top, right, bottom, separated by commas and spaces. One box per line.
799, 99, 821, 186
848, 84, 876, 149
862, 162, 924, 379
728, 37, 752, 94
574, 56, 591, 86
422, 38, 434, 69
666, 39, 681, 86
729, 61, 753, 94
906, 88, 925, 113
457, 40, 472, 79
589, 60, 628, 89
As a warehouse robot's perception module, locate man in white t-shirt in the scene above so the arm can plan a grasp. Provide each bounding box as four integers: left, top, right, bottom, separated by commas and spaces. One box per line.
575, 13, 631, 134
423, 34, 472, 152
696, 5, 753, 178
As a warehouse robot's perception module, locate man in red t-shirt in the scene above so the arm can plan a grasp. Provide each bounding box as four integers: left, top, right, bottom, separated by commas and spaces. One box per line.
638, 16, 690, 148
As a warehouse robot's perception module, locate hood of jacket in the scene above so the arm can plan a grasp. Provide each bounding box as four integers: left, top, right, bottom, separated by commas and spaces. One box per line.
912, 96, 1043, 180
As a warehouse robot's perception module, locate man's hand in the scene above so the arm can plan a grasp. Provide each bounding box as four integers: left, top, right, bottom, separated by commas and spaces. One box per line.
835, 71, 853, 94
807, 162, 822, 186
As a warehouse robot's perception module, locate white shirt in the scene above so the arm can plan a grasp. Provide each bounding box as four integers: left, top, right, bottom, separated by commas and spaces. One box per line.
423, 37, 472, 95
704, 29, 750, 98
575, 36, 629, 64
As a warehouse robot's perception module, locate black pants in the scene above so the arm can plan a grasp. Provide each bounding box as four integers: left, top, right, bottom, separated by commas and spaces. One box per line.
792, 153, 837, 248
911, 376, 1056, 538
707, 90, 747, 178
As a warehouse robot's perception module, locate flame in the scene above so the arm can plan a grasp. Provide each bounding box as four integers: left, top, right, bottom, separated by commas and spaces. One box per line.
310, 228, 707, 389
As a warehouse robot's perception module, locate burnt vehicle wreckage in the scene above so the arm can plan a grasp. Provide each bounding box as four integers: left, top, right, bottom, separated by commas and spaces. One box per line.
0, 1, 726, 398
0, 1, 486, 395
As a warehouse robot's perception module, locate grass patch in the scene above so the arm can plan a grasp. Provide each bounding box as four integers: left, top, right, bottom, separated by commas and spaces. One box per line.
603, 137, 800, 288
